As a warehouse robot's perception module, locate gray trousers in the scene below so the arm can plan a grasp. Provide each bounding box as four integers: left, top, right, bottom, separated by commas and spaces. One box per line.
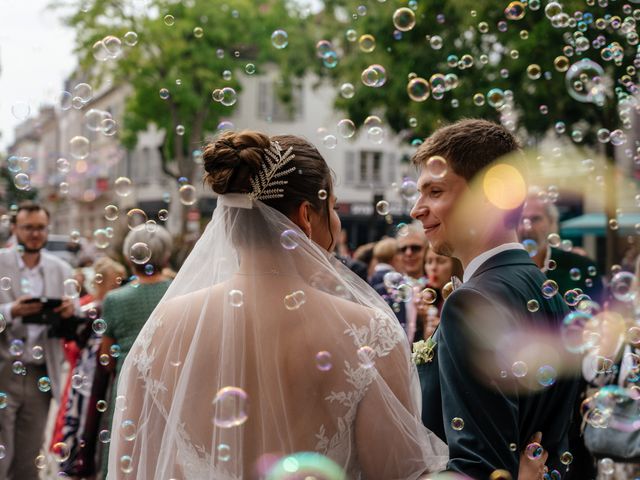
0, 364, 50, 480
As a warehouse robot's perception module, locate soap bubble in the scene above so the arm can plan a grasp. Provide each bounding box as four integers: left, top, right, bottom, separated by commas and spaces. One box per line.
115, 177, 132, 197
357, 345, 375, 368
38, 376, 51, 392
426, 156, 447, 179
280, 230, 300, 250
376, 200, 390, 215
11, 101, 30, 120
315, 351, 332, 371
525, 442, 544, 460
407, 78, 430, 102
337, 119, 356, 138
512, 361, 528, 377
73, 83, 93, 103
129, 242, 152, 264
358, 34, 376, 53
220, 87, 237, 107
69, 136, 90, 160
393, 7, 416, 31
228, 290, 244, 307
541, 279, 559, 298
361, 64, 386, 87
271, 29, 288, 49
179, 184, 197, 205
451, 417, 465, 431
52, 442, 71, 462
611, 271, 635, 302
284, 290, 306, 310
565, 59, 606, 103
13, 173, 30, 191
105, 205, 119, 221
399, 179, 418, 200
64, 278, 81, 298
536, 365, 557, 387
505, 1, 526, 20
121, 419, 137, 441
123, 31, 138, 46
367, 126, 384, 144
487, 88, 506, 108
127, 209, 148, 229
93, 229, 110, 249
212, 386, 249, 428
340, 82, 355, 99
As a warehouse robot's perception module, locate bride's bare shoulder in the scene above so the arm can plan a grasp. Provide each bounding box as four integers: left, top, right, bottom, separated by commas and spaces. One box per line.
307, 287, 390, 326
155, 284, 227, 328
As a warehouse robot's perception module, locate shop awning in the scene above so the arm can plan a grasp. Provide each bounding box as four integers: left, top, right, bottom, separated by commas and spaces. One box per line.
560, 212, 640, 236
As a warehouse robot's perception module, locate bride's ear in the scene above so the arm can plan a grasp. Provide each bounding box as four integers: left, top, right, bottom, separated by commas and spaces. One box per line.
291, 201, 313, 238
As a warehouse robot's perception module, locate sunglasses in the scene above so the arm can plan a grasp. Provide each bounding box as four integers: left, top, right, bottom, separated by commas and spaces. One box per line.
398, 244, 424, 254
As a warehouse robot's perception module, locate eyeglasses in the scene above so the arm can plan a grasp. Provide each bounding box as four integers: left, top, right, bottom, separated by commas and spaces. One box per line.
398, 244, 424, 254
17, 225, 48, 234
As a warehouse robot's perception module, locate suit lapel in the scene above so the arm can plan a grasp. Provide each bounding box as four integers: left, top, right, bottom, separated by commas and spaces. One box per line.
467, 249, 534, 282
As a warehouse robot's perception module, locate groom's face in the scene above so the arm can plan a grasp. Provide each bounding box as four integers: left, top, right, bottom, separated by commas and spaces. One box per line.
410, 164, 470, 257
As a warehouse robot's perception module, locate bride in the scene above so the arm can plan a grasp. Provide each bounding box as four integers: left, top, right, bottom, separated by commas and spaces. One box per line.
107, 131, 545, 479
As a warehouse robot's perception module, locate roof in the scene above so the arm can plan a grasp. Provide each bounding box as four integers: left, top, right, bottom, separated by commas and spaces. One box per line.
560, 212, 640, 236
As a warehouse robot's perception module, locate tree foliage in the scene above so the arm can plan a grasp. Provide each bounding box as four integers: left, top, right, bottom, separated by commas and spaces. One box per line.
315, 0, 637, 146
54, 0, 316, 182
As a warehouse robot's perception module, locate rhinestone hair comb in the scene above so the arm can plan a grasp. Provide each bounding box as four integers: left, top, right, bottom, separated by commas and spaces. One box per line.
248, 141, 296, 201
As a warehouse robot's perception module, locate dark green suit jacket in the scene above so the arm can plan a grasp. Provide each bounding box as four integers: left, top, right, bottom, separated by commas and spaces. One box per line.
548, 247, 604, 305
419, 249, 580, 479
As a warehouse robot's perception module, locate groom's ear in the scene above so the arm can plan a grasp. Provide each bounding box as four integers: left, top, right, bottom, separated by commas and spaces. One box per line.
291, 201, 313, 238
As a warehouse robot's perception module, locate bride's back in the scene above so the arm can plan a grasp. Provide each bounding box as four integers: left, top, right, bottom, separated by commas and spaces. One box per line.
146, 274, 393, 477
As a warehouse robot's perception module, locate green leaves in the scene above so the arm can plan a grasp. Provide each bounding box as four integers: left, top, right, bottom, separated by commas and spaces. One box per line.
314, 0, 631, 145
57, 0, 315, 180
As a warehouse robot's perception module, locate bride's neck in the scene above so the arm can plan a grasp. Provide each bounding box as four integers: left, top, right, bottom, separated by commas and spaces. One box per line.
236, 250, 288, 275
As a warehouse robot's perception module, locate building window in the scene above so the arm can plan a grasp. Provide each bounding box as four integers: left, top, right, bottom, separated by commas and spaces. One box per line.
345, 151, 356, 185
356, 151, 383, 187
257, 80, 303, 122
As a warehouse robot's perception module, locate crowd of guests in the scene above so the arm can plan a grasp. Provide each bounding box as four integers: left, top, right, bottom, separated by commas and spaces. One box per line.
0, 202, 174, 479
0, 185, 637, 478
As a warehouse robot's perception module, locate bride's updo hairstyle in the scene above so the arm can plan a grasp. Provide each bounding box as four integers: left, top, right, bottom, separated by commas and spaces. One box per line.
203, 130, 333, 247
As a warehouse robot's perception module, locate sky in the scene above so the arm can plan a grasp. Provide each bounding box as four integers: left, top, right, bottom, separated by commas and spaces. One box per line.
0, 0, 76, 150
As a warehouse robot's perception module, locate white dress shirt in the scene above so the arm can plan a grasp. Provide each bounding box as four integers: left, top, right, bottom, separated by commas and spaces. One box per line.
17, 252, 46, 365
463, 242, 526, 283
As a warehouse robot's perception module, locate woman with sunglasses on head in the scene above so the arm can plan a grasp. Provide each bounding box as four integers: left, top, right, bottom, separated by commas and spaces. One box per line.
416, 246, 464, 340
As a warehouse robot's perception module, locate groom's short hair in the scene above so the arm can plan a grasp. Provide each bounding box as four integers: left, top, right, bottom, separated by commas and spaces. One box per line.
412, 119, 522, 183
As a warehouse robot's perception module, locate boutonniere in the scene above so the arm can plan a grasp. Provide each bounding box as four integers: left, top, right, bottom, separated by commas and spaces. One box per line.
412, 337, 437, 365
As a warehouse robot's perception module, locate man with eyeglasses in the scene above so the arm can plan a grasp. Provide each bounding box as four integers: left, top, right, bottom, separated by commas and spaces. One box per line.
0, 201, 75, 479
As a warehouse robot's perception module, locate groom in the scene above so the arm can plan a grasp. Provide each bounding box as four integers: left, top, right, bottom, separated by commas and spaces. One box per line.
411, 119, 580, 478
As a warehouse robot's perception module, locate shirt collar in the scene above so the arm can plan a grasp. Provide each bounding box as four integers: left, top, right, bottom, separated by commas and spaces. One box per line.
463, 242, 526, 283
13, 247, 42, 272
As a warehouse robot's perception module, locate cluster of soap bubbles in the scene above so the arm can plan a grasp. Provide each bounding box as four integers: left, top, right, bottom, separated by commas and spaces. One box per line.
316, 39, 339, 69
212, 87, 238, 106
85, 108, 118, 136
6, 155, 33, 191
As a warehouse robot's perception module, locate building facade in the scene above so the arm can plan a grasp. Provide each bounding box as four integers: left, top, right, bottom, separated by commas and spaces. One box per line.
8, 67, 418, 252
